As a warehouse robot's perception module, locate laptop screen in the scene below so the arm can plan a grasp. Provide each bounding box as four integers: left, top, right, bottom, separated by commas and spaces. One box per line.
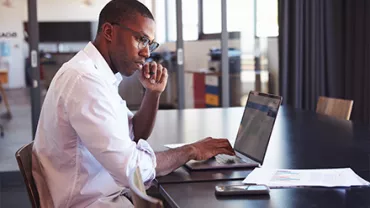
234, 91, 282, 163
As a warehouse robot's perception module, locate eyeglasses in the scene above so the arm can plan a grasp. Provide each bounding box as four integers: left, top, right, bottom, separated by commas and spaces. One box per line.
111, 23, 159, 52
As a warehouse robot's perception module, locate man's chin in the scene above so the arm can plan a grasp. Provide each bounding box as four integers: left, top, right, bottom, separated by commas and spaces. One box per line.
120, 68, 137, 77
131, 68, 140, 76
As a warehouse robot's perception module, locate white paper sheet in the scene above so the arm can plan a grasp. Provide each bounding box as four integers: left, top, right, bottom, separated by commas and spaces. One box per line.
243, 168, 370, 188
164, 143, 189, 149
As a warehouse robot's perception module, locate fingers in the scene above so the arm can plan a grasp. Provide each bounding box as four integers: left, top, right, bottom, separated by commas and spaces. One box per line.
208, 147, 234, 159
191, 137, 235, 160
149, 62, 157, 83
143, 63, 150, 79
221, 146, 235, 155
156, 64, 163, 83
160, 67, 168, 84
214, 140, 235, 155
221, 140, 233, 150
209, 138, 232, 148
206, 138, 235, 155
144, 62, 166, 84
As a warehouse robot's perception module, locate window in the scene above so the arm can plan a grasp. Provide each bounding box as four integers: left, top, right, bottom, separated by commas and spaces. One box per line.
166, 0, 199, 41
202, 0, 253, 34
202, 0, 221, 34
202, 0, 278, 37
152, 0, 278, 42
256, 0, 279, 37
182, 0, 199, 41
154, 0, 166, 43
137, 0, 167, 43
166, 0, 177, 42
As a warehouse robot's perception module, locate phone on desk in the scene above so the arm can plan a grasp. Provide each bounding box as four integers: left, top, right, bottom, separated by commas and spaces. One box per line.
215, 184, 270, 196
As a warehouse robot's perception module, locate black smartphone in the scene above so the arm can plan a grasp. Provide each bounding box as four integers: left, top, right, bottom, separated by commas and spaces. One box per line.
215, 184, 270, 196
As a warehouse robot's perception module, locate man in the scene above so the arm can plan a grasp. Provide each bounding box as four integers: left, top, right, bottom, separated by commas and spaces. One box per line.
32, 0, 235, 207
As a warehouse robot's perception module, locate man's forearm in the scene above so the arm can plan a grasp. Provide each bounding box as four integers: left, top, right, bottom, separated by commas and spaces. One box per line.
155, 145, 195, 177
132, 90, 160, 142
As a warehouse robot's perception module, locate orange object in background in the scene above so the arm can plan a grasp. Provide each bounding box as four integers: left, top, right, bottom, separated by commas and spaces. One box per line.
0, 71, 8, 84
205, 93, 219, 106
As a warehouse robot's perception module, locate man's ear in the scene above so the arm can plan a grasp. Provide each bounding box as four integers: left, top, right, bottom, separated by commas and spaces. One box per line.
101, 23, 114, 42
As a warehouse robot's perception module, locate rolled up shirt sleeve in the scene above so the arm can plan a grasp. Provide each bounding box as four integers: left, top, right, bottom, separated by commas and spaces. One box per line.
65, 72, 156, 187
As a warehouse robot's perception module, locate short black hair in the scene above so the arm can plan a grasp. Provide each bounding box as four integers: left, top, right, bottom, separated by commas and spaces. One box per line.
97, 0, 154, 33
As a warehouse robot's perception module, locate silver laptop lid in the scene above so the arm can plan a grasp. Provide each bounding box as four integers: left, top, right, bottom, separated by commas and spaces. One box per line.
234, 91, 282, 164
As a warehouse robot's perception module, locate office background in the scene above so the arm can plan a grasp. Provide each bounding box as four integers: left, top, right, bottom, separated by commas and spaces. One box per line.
1, 0, 370, 207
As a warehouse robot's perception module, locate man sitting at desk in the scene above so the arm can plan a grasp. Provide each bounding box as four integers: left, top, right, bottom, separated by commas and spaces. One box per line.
31, 0, 235, 207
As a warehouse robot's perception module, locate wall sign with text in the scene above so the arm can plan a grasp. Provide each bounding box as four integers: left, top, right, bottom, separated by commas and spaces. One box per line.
0, 32, 17, 38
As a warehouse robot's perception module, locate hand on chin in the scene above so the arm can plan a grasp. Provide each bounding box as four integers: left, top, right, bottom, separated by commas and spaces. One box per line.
138, 61, 168, 94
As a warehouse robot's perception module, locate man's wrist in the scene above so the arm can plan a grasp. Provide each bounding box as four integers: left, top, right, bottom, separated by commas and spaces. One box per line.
145, 89, 162, 97
184, 144, 197, 161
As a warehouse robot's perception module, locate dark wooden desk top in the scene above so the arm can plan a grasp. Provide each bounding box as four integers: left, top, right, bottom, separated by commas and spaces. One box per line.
149, 107, 255, 183
149, 106, 370, 184
159, 179, 370, 208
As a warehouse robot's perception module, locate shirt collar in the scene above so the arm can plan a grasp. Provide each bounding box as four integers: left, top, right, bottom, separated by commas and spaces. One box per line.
114, 72, 123, 87
83, 42, 122, 86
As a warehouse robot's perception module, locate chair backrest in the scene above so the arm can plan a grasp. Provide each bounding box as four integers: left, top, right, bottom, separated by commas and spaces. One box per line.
316, 96, 354, 120
129, 167, 163, 208
15, 142, 40, 208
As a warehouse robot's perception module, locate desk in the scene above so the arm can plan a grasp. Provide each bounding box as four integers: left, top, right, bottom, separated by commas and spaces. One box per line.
149, 106, 370, 183
149, 107, 254, 183
159, 180, 370, 208
147, 106, 370, 207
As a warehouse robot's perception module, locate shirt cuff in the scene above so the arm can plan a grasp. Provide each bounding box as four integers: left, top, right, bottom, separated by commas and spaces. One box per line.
136, 139, 157, 187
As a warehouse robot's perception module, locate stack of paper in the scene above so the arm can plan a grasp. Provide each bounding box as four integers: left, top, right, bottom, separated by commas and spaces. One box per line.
243, 168, 370, 188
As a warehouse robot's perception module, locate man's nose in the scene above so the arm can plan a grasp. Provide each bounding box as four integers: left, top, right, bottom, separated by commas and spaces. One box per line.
139, 45, 151, 58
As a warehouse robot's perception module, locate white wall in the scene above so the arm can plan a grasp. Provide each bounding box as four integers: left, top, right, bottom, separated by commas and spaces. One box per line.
0, 1, 26, 88
0, 0, 110, 89
21, 0, 110, 22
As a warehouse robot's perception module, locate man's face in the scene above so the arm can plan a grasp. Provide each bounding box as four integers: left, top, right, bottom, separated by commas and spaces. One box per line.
108, 14, 156, 77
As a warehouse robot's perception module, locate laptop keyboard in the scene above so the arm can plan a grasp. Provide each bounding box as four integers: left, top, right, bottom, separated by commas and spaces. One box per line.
215, 154, 255, 164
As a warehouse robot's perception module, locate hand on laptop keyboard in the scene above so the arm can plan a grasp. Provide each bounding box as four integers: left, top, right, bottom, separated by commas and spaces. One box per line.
188, 137, 235, 161
215, 154, 237, 164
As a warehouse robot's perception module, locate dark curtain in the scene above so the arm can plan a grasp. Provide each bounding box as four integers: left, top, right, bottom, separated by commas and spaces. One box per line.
279, 0, 370, 123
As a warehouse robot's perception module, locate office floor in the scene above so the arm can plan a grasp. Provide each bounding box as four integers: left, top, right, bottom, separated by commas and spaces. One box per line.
0, 88, 35, 208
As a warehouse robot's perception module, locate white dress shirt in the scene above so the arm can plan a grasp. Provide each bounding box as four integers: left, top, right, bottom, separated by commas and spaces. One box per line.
32, 42, 157, 208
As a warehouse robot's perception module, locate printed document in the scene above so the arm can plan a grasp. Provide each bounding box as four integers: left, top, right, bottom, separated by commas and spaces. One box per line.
243, 168, 370, 187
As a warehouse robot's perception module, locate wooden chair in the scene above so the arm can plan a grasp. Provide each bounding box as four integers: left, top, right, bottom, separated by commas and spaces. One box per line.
316, 96, 354, 120
15, 142, 40, 208
129, 167, 163, 208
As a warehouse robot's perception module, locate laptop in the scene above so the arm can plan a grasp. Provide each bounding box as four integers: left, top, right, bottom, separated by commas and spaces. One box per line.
184, 91, 282, 170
